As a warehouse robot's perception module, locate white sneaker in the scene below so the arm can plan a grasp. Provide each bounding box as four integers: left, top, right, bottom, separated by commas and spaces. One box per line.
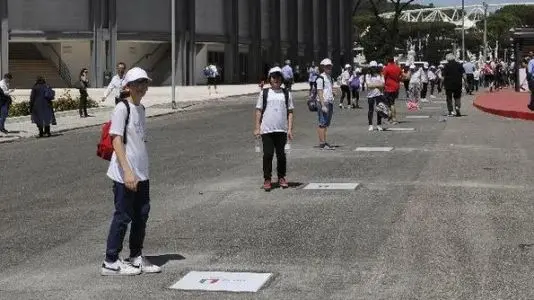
368, 125, 374, 131
339, 104, 343, 109
126, 256, 162, 274
430, 95, 436, 99
377, 126, 384, 131
421, 98, 429, 103
101, 259, 142, 276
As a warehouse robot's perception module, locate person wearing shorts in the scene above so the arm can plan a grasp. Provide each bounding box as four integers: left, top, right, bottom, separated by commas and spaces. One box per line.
382, 57, 402, 123
316, 58, 336, 150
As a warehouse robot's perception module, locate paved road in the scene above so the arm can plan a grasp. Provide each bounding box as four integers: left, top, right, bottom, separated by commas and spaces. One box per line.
1, 91, 534, 299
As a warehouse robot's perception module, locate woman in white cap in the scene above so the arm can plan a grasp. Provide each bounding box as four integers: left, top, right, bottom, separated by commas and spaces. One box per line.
408, 64, 422, 109
420, 62, 429, 102
339, 64, 352, 109
365, 61, 386, 131
349, 68, 362, 108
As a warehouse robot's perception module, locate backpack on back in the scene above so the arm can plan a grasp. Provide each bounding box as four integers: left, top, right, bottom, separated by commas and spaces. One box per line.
349, 75, 361, 90
307, 75, 327, 112
203, 67, 212, 77
97, 99, 131, 161
261, 88, 289, 122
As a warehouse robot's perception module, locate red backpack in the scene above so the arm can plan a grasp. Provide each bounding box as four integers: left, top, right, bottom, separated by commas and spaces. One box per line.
97, 100, 130, 161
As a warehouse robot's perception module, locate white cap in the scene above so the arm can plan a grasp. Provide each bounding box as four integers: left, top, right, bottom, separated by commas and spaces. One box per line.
344, 64, 351, 69
285, 59, 291, 64
409, 64, 416, 69
320, 58, 332, 66
122, 67, 151, 87
446, 53, 456, 61
369, 61, 378, 67
378, 63, 384, 67
268, 66, 283, 76
423, 62, 429, 68
355, 68, 362, 73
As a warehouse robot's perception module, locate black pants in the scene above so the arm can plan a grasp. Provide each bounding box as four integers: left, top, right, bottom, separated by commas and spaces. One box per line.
368, 96, 383, 125
445, 89, 462, 113
262, 132, 287, 180
403, 80, 410, 96
436, 79, 442, 94
466, 74, 474, 94
430, 80, 436, 95
421, 82, 428, 99
351, 88, 360, 106
340, 85, 351, 105
79, 95, 88, 117
474, 79, 479, 91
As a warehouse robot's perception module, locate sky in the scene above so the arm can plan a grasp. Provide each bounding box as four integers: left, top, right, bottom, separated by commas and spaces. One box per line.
414, 0, 528, 7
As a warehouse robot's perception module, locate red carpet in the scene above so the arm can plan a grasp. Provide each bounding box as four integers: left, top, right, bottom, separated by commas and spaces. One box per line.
473, 90, 534, 121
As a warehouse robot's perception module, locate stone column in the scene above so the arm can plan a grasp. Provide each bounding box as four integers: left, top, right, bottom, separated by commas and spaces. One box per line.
108, 0, 117, 78
248, 0, 262, 81
187, 0, 196, 85
342, 0, 353, 66
269, 0, 281, 65
0, 0, 8, 76
302, 0, 314, 65
330, 0, 340, 67
286, 0, 298, 64
91, 0, 105, 87
224, 0, 239, 83
316, 0, 327, 60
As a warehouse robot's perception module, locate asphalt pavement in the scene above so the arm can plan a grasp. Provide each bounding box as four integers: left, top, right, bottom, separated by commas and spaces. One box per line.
1, 90, 534, 299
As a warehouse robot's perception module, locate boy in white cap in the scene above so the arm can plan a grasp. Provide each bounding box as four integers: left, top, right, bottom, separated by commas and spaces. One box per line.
316, 58, 336, 150
101, 67, 161, 276
254, 67, 294, 191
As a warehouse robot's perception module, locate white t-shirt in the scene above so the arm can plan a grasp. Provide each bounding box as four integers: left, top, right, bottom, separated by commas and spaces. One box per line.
316, 73, 334, 103
103, 74, 125, 100
107, 101, 149, 183
410, 69, 422, 85
256, 89, 294, 135
365, 74, 384, 98
340, 70, 350, 86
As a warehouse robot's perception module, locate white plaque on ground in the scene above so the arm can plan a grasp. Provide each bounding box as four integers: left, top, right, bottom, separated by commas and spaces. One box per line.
169, 271, 272, 293
405, 115, 430, 119
303, 183, 360, 190
386, 127, 415, 131
355, 147, 394, 152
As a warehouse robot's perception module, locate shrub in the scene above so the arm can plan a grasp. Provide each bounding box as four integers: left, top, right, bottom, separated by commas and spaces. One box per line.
8, 89, 98, 118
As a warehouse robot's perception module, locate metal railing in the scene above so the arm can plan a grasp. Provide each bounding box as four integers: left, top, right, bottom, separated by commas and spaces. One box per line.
44, 44, 73, 88
131, 43, 167, 67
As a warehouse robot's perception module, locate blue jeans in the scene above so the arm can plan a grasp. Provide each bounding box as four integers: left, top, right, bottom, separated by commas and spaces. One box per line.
105, 180, 151, 262
0, 103, 8, 130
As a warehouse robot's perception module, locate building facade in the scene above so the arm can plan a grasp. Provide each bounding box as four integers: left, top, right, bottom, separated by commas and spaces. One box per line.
0, 0, 353, 87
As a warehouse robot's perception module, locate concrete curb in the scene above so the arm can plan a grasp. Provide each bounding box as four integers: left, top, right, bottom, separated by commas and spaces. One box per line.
473, 95, 534, 121
0, 110, 179, 144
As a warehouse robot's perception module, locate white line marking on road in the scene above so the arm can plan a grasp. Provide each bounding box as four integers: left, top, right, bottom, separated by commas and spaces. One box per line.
355, 147, 394, 152
303, 183, 360, 190
169, 271, 273, 293
386, 127, 415, 131
405, 115, 430, 119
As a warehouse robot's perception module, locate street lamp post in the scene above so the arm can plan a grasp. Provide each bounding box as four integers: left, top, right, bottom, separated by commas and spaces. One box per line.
461, 0, 465, 61
171, 0, 177, 109
483, 2, 488, 61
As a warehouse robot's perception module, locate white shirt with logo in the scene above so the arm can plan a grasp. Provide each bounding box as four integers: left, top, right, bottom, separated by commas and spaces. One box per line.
316, 73, 334, 103
107, 101, 149, 183
256, 88, 294, 135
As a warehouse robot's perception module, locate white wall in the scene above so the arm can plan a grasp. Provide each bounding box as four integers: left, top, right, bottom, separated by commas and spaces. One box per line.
238, 0, 249, 38
195, 0, 225, 35
116, 42, 165, 70
58, 42, 91, 83
195, 44, 209, 84
116, 0, 171, 32
8, 0, 91, 31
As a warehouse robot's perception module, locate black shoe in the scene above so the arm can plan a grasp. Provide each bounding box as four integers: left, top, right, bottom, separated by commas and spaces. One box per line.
0, 129, 8, 134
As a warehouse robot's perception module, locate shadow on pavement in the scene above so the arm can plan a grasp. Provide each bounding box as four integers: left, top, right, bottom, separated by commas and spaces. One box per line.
145, 254, 186, 266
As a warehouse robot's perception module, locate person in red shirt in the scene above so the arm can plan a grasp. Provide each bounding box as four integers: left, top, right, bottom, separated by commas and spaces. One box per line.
382, 57, 402, 123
